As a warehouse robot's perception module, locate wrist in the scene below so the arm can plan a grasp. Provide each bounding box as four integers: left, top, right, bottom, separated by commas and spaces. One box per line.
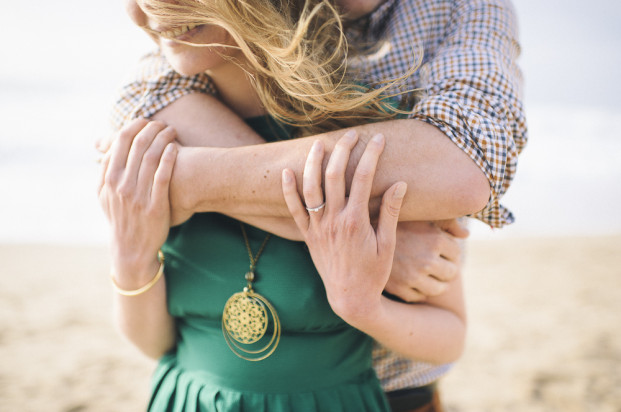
111, 250, 162, 288
170, 146, 199, 214
173, 146, 227, 216
329, 290, 383, 330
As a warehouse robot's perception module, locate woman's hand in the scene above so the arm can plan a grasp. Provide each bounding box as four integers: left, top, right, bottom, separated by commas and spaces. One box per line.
285, 130, 467, 363
98, 118, 178, 283
281, 130, 406, 324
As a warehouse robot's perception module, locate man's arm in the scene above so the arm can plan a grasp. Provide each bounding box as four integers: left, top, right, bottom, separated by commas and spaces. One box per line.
154, 93, 490, 231
112, 0, 526, 233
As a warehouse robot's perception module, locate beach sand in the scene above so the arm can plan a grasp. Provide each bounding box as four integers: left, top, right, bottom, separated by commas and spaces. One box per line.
1, 236, 620, 411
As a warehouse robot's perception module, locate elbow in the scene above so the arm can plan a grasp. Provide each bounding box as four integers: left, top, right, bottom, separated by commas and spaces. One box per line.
445, 330, 467, 364
118, 322, 175, 360
139, 344, 174, 361
452, 166, 491, 217
425, 311, 468, 364
113, 310, 176, 361
429, 322, 467, 365
465, 176, 491, 216
446, 313, 468, 363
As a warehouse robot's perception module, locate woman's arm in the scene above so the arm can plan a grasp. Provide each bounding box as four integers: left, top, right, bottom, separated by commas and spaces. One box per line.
281, 132, 466, 363
136, 92, 489, 232
171, 116, 489, 226
149, 93, 304, 237
103, 96, 465, 305
98, 119, 178, 359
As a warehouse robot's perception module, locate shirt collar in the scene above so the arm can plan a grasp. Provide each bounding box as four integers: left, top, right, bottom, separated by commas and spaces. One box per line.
367, 0, 398, 33
346, 0, 399, 37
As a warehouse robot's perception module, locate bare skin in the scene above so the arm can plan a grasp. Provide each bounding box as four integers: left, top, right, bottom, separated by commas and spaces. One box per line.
99, 0, 475, 359
282, 134, 466, 362
119, 1, 490, 236
99, 93, 471, 303
150, 94, 472, 301
97, 119, 466, 361
98, 119, 178, 358
148, 93, 488, 237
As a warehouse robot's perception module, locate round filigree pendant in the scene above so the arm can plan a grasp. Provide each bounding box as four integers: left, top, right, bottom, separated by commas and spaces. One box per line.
222, 290, 281, 361
222, 291, 268, 344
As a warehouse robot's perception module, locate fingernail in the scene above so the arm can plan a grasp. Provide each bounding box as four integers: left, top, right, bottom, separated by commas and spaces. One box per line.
344, 130, 357, 139
311, 140, 322, 152
372, 134, 384, 144
282, 169, 292, 183
394, 182, 407, 199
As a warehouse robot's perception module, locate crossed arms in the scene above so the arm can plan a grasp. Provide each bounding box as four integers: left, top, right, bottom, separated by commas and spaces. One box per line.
152, 92, 490, 239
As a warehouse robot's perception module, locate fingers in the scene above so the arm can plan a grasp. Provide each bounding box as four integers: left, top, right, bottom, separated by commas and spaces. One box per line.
282, 168, 309, 233
377, 182, 407, 255
324, 130, 358, 213
431, 255, 459, 282
100, 118, 178, 208
347, 134, 385, 213
435, 218, 470, 239
150, 143, 178, 209
135, 126, 178, 198
385, 268, 449, 302
412, 276, 449, 298
124, 121, 170, 192
106, 118, 150, 185
384, 285, 428, 303
95, 134, 113, 154
97, 150, 112, 195
302, 140, 326, 218
437, 230, 463, 267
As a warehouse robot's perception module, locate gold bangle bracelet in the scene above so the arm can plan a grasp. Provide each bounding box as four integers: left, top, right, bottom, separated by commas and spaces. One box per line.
111, 250, 165, 297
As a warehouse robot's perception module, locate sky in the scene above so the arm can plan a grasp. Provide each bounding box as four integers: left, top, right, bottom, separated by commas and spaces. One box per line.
512, 0, 621, 109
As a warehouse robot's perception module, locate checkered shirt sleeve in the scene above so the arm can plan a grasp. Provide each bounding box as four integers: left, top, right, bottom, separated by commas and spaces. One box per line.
349, 0, 527, 228
110, 0, 527, 229
373, 343, 453, 391
109, 0, 516, 392
109, 51, 216, 131
412, 0, 527, 228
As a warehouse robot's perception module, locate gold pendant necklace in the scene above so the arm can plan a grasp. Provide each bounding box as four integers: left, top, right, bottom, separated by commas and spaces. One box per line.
222, 223, 281, 361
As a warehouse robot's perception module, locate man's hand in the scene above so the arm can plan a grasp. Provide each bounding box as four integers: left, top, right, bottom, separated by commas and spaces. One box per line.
385, 219, 468, 302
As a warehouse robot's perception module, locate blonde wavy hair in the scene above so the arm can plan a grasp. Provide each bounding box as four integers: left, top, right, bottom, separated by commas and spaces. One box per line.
138, 0, 415, 135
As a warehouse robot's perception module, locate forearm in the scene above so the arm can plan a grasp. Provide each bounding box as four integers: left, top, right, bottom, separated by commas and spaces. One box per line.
336, 272, 466, 364
150, 94, 304, 237
356, 298, 466, 364
174, 118, 490, 221
112, 262, 176, 359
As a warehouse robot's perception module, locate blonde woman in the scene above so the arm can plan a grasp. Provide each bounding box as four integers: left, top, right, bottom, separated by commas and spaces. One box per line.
99, 0, 469, 410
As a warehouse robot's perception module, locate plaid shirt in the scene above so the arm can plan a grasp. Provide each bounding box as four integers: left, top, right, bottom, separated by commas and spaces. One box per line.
110, 0, 526, 391
111, 0, 527, 229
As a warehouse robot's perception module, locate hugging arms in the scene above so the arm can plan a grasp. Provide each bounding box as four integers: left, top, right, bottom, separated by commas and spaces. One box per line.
100, 0, 526, 361
98, 0, 526, 409
99, 117, 467, 362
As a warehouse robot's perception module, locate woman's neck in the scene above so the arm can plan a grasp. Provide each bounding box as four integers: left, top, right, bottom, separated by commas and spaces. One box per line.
208, 63, 266, 119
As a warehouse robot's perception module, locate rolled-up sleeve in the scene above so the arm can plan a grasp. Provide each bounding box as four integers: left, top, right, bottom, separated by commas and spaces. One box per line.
411, 0, 527, 228
109, 50, 216, 131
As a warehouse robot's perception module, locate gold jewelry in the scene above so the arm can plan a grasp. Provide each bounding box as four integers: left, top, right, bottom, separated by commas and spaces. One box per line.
222, 224, 281, 361
111, 250, 165, 296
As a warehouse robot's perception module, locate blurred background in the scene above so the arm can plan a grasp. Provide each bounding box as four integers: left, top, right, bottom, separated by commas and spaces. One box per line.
1, 0, 620, 411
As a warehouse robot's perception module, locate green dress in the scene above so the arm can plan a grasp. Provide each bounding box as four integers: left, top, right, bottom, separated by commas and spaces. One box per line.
149, 117, 391, 411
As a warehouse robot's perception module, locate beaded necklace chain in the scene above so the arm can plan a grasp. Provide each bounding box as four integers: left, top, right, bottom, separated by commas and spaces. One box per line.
221, 223, 281, 361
